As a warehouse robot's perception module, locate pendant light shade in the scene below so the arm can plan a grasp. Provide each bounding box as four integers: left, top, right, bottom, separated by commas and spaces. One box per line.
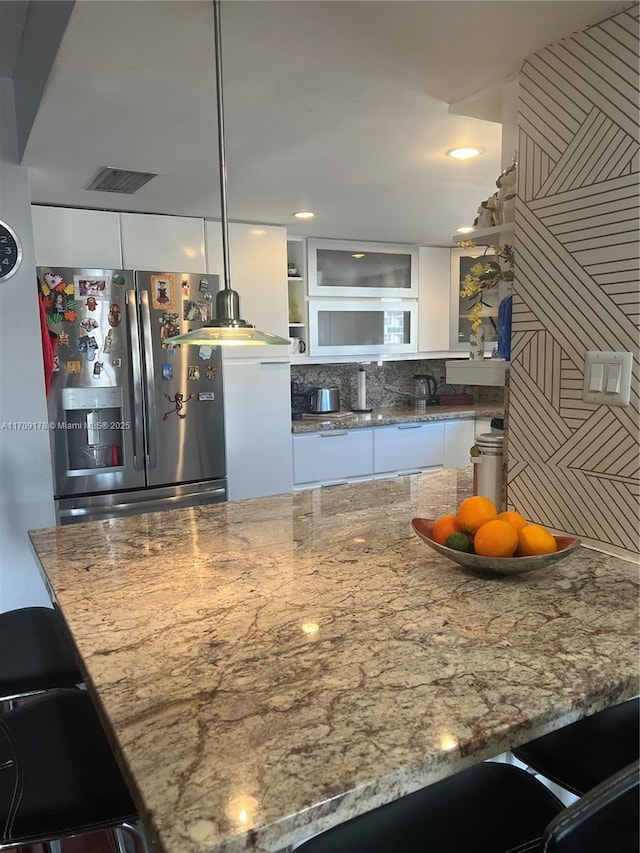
166, 0, 290, 348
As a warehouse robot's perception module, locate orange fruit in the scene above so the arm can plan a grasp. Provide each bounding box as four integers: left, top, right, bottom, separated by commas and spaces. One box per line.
517, 524, 557, 556
456, 495, 498, 534
473, 519, 519, 558
432, 513, 463, 545
497, 510, 528, 530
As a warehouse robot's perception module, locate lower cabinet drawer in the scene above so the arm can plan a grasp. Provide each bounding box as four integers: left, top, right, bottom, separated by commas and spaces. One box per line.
373, 422, 444, 474
293, 429, 374, 485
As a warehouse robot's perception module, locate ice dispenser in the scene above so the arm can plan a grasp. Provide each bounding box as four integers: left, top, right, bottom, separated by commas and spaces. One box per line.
61, 387, 125, 471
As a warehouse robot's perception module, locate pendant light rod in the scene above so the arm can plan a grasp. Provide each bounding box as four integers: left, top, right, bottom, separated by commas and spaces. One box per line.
164, 0, 291, 346
213, 0, 232, 294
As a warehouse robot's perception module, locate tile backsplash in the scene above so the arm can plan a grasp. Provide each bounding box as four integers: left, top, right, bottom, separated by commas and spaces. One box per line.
290, 360, 505, 411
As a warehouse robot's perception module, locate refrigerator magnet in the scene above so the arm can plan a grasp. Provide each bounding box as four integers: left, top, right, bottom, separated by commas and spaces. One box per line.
86, 296, 98, 311
42, 272, 64, 290
162, 391, 194, 421
166, 344, 176, 357
198, 279, 209, 293
151, 274, 175, 310
112, 357, 122, 368
108, 304, 121, 327
162, 363, 174, 381
75, 276, 110, 300
66, 360, 81, 374
112, 274, 125, 286
205, 364, 217, 380
92, 361, 104, 378
80, 318, 99, 332
198, 345, 213, 360
198, 392, 215, 401
188, 366, 200, 381
182, 279, 190, 296
56, 332, 69, 347
159, 312, 180, 347
52, 355, 60, 373
183, 301, 206, 322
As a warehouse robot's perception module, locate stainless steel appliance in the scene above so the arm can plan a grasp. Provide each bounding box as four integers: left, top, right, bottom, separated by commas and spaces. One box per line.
308, 386, 340, 413
38, 266, 226, 523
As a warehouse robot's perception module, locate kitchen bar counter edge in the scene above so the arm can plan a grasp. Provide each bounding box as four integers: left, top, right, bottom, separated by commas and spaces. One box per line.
291, 403, 503, 433
28, 468, 638, 853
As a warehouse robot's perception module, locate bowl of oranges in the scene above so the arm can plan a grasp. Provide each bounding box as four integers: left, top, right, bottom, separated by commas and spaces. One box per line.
411, 496, 580, 576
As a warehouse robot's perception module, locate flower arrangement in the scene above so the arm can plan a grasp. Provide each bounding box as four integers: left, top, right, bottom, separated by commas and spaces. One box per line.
458, 242, 514, 332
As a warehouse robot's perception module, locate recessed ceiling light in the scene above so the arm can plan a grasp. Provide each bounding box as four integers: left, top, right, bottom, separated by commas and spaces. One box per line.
455, 226, 476, 234
294, 211, 315, 219
447, 147, 481, 160
352, 253, 365, 259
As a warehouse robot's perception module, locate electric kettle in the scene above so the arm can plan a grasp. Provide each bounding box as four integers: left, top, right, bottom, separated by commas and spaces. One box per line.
414, 374, 438, 409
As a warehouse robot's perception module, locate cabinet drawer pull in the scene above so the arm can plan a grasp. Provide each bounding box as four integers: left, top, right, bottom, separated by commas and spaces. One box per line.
320, 431, 348, 437
397, 424, 422, 430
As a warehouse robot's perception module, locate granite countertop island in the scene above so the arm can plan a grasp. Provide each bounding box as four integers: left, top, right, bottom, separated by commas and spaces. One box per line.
291, 403, 503, 433
29, 468, 639, 853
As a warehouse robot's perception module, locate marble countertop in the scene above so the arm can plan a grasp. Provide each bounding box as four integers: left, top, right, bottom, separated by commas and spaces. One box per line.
29, 468, 639, 853
291, 403, 503, 433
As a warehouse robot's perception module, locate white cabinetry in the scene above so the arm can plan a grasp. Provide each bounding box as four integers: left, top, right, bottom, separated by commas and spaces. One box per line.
31, 206, 122, 269
373, 423, 444, 474
293, 417, 492, 489
223, 357, 293, 501
205, 221, 289, 350
443, 419, 475, 469
120, 213, 205, 272
293, 430, 373, 487
449, 224, 514, 354
418, 247, 450, 353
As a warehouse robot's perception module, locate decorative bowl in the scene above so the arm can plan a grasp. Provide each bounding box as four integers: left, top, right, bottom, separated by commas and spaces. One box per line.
411, 517, 581, 577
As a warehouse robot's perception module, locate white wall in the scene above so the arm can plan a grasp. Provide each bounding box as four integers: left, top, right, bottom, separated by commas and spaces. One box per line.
0, 77, 55, 610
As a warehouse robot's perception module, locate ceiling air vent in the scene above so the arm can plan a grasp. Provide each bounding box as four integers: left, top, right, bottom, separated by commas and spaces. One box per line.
86, 167, 157, 194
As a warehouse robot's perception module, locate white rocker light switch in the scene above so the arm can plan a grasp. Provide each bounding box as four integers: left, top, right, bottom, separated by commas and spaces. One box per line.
588, 362, 604, 391
583, 351, 633, 406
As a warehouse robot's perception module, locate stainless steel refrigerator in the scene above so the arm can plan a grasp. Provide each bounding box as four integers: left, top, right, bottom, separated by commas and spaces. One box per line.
38, 267, 226, 524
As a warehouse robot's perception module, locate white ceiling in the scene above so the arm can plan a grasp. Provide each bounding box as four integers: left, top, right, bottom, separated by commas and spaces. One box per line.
21, 0, 626, 246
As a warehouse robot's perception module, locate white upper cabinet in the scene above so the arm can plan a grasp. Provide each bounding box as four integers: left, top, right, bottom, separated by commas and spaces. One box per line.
120, 213, 206, 272
31, 206, 122, 269
204, 221, 289, 343
417, 247, 450, 353
308, 238, 418, 299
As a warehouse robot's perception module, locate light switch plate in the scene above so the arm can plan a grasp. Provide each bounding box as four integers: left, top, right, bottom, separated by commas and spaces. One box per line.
583, 351, 633, 406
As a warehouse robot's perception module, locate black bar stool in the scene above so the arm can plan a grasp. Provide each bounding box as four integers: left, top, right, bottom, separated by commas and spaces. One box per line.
0, 606, 83, 709
295, 759, 639, 853
0, 689, 150, 852
513, 697, 640, 795
296, 761, 565, 852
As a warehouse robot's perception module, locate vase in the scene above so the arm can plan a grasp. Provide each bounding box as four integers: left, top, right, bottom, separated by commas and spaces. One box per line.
497, 295, 512, 360
469, 325, 485, 360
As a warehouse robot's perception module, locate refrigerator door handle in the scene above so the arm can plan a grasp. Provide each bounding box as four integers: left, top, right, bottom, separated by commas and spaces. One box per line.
127, 289, 145, 471
139, 289, 158, 469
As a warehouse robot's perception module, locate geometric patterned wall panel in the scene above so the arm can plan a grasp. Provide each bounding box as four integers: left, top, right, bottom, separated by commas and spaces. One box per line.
507, 4, 640, 558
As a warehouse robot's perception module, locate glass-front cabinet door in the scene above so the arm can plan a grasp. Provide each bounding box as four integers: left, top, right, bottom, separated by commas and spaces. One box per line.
308, 239, 419, 298
308, 300, 418, 356
449, 246, 501, 352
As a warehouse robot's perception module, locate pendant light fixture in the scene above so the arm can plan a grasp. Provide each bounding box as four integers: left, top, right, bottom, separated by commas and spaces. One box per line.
166, 0, 290, 347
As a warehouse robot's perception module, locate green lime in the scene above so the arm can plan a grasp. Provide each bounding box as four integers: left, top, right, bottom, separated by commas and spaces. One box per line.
445, 532, 474, 553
